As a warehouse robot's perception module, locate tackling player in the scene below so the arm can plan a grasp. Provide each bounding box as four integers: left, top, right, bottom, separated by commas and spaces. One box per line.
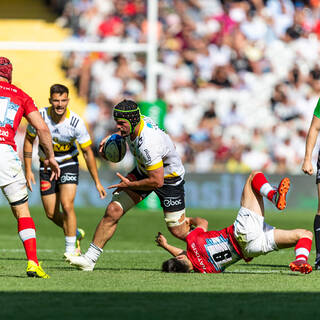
67, 99, 189, 271
0, 57, 60, 278
157, 171, 313, 274
23, 84, 106, 260
302, 98, 320, 270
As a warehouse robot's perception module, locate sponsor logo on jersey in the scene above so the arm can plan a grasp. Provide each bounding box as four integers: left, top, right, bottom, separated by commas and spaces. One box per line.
61, 173, 77, 183
40, 180, 51, 192
53, 143, 73, 152
191, 242, 206, 271
144, 149, 151, 162
0, 128, 9, 137
163, 197, 182, 207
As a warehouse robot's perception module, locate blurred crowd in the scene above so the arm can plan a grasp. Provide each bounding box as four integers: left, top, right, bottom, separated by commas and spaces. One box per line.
46, 0, 320, 174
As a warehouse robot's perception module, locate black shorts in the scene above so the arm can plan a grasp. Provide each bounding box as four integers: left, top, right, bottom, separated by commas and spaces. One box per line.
127, 167, 185, 212
39, 158, 79, 196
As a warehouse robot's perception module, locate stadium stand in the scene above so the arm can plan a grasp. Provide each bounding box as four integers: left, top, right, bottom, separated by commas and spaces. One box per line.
15, 1, 320, 173
0, 0, 88, 162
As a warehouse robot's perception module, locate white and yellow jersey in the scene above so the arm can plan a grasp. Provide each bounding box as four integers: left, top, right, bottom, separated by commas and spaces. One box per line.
26, 107, 91, 164
126, 116, 185, 186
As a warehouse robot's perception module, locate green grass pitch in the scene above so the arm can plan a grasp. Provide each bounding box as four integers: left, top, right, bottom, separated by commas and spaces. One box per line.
0, 206, 320, 319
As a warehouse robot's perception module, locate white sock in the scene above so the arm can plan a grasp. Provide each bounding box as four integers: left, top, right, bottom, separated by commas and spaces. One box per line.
259, 183, 273, 198
65, 236, 76, 253
85, 243, 103, 263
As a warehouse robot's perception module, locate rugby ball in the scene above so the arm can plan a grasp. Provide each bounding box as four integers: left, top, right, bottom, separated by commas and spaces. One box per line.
102, 134, 127, 163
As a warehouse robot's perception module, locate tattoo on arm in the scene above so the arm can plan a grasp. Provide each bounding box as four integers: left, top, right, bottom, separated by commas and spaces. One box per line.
23, 151, 33, 158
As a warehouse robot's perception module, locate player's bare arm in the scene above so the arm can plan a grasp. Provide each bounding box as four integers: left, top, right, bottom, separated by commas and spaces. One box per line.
23, 134, 36, 191
302, 115, 320, 175
188, 217, 208, 232
108, 166, 164, 191
155, 232, 186, 257
81, 146, 106, 199
25, 110, 60, 180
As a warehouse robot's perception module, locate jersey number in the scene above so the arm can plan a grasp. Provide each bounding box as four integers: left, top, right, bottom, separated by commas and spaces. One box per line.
212, 250, 232, 263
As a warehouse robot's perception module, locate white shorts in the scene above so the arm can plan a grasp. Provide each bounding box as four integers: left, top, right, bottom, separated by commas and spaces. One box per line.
233, 207, 278, 258
0, 144, 28, 204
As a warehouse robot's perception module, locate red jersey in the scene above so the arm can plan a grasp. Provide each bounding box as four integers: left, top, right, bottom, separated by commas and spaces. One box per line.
0, 81, 37, 150
186, 225, 248, 273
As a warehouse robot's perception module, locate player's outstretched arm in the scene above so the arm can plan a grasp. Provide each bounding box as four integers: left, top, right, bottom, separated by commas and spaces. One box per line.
25, 110, 60, 180
23, 134, 36, 191
155, 232, 186, 257
302, 115, 320, 175
81, 146, 106, 199
108, 167, 164, 191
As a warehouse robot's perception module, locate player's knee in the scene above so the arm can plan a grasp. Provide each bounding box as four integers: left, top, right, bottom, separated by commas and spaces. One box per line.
249, 171, 262, 181
61, 202, 74, 214
104, 202, 124, 223
293, 228, 313, 241
165, 210, 187, 239
45, 210, 55, 220
300, 229, 313, 240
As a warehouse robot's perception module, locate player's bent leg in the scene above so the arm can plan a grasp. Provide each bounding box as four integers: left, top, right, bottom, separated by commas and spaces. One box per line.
69, 191, 137, 271
41, 193, 63, 227
240, 171, 265, 218
274, 228, 313, 274
165, 210, 189, 240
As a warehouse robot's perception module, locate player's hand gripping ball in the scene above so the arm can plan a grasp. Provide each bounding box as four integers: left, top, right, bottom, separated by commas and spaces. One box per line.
102, 134, 127, 163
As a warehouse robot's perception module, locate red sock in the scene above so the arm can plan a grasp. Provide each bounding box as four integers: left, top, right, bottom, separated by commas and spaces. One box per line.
18, 217, 38, 265
295, 237, 312, 261
251, 172, 276, 201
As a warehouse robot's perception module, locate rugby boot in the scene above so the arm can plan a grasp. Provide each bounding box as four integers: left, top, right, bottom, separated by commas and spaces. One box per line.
289, 259, 312, 274
26, 261, 50, 278
273, 177, 290, 210
64, 251, 81, 261
69, 255, 95, 271
75, 228, 85, 255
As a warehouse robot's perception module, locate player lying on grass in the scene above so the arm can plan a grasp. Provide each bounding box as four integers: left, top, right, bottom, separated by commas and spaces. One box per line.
156, 171, 313, 274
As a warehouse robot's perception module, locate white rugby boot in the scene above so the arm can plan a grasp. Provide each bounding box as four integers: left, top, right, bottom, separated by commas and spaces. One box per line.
68, 254, 95, 271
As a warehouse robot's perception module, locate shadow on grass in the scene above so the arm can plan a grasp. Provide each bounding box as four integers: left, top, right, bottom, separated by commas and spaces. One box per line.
0, 291, 319, 319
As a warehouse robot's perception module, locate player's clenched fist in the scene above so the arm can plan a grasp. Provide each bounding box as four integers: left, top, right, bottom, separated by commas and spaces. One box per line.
302, 159, 314, 176
155, 232, 168, 248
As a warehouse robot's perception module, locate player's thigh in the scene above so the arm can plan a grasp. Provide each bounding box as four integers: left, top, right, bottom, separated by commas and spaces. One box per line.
240, 172, 264, 217
110, 189, 143, 216
41, 193, 59, 217
2, 175, 28, 208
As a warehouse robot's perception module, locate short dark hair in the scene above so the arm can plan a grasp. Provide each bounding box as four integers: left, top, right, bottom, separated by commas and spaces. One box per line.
162, 257, 190, 273
50, 84, 69, 97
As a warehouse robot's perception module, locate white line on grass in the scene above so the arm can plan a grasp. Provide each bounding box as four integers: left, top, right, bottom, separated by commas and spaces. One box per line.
225, 269, 293, 274
0, 249, 165, 253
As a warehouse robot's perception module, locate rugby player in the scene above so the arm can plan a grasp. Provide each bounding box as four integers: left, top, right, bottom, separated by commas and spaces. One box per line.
0, 57, 60, 278
67, 99, 189, 271
23, 84, 106, 260
302, 98, 320, 270
157, 171, 313, 274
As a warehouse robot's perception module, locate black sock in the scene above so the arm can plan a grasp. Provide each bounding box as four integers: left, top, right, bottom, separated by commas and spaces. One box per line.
314, 215, 320, 261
